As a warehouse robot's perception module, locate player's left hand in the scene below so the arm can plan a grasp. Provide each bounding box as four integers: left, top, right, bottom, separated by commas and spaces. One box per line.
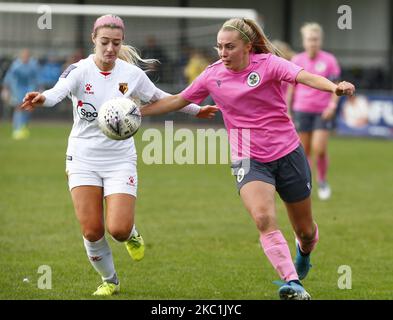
335, 81, 355, 96
196, 105, 220, 119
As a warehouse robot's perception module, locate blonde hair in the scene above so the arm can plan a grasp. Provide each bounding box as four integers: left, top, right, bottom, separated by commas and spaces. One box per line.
92, 15, 158, 70
118, 45, 158, 70
220, 18, 281, 56
300, 22, 324, 39
272, 40, 296, 60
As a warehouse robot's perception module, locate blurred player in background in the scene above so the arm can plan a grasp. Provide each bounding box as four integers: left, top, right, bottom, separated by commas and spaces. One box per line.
272, 40, 296, 97
288, 23, 341, 200
1, 48, 39, 139
21, 14, 217, 296
140, 18, 355, 300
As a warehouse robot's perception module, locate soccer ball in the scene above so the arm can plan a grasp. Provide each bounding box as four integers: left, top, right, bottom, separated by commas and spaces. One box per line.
98, 97, 141, 140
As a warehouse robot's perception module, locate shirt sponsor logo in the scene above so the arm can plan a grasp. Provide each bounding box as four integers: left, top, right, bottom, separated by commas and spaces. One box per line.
247, 72, 260, 87
77, 100, 98, 122
119, 83, 128, 94
84, 83, 94, 95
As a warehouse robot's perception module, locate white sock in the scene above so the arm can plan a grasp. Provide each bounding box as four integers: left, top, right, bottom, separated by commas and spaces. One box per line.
110, 225, 138, 243
125, 225, 138, 242
83, 236, 116, 282
130, 224, 138, 238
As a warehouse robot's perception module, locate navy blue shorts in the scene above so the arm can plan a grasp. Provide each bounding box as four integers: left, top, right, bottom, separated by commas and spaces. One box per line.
293, 111, 333, 132
231, 145, 312, 203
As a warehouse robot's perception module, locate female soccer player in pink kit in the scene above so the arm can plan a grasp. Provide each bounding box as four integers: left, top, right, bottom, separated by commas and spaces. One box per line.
140, 18, 354, 300
21, 15, 215, 296
289, 23, 341, 200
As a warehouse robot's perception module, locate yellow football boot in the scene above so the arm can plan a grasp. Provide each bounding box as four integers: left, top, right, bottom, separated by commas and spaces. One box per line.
125, 233, 145, 261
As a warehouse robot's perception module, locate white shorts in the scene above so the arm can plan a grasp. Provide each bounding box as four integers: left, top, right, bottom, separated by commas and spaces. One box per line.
66, 166, 138, 198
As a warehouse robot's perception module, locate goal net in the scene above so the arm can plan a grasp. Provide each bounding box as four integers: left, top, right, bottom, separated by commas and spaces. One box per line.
0, 3, 258, 86
0, 3, 258, 121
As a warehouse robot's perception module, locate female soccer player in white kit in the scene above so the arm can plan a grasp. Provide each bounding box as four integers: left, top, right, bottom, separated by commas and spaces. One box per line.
21, 15, 217, 296
140, 18, 355, 300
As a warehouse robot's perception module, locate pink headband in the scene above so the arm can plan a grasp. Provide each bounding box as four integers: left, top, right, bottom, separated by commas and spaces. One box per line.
93, 15, 125, 38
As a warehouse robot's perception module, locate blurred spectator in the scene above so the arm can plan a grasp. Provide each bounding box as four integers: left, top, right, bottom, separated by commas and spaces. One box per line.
1, 48, 39, 139
184, 48, 215, 106
0, 56, 13, 119
184, 48, 210, 84
342, 95, 369, 128
174, 45, 191, 87
141, 35, 170, 83
63, 48, 84, 71
38, 52, 63, 90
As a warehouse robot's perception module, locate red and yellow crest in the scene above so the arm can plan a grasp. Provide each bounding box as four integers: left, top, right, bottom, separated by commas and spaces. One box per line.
119, 83, 128, 94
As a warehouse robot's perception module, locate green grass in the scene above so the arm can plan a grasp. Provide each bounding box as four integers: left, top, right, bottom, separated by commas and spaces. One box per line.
1, 121, 392, 300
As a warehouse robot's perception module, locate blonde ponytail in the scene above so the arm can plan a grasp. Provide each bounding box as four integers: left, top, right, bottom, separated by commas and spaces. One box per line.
221, 18, 282, 57
118, 44, 158, 71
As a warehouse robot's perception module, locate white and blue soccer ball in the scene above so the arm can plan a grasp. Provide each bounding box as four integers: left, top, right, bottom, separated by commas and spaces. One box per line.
98, 97, 141, 140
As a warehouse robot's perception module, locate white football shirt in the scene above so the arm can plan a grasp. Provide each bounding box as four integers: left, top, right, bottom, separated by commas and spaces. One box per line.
42, 54, 198, 170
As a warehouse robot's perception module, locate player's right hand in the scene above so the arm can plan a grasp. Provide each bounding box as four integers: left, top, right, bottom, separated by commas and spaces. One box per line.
20, 92, 46, 111
196, 105, 220, 119
335, 81, 355, 96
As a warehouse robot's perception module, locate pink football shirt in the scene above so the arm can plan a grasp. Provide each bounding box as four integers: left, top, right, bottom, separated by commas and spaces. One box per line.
292, 50, 341, 113
181, 53, 303, 163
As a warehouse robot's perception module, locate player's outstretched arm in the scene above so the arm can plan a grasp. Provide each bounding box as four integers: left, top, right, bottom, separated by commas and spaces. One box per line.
296, 70, 355, 96
141, 94, 218, 118
151, 88, 219, 119
140, 94, 188, 116
20, 92, 46, 111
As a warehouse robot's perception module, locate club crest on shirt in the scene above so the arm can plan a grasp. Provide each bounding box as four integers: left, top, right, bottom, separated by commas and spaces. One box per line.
119, 83, 128, 94
247, 72, 260, 87
315, 61, 327, 73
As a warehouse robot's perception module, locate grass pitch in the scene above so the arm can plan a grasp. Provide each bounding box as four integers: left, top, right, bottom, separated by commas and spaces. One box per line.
0, 121, 392, 300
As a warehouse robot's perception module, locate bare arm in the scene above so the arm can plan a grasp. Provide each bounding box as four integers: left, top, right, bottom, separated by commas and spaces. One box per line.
322, 88, 340, 120
141, 94, 219, 119
286, 84, 295, 115
296, 70, 355, 96
140, 94, 190, 116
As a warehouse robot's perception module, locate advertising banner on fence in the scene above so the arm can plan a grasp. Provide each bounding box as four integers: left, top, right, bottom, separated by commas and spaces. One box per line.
336, 94, 393, 139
